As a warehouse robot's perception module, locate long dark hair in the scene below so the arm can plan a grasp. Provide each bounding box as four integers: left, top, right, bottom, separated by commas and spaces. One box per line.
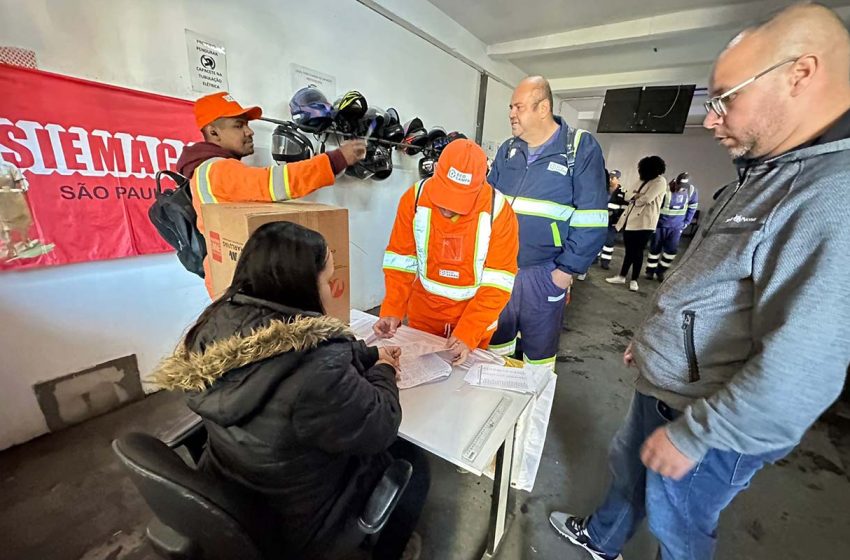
637, 155, 666, 182
184, 221, 329, 351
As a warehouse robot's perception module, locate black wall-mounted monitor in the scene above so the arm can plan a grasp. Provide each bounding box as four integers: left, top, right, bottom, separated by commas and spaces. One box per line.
597, 85, 696, 134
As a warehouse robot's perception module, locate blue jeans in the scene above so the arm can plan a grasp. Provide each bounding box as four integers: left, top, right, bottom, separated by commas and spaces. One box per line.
587, 392, 791, 559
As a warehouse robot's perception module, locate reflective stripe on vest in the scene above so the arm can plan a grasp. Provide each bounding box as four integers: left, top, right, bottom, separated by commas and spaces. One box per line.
270, 164, 290, 201
411, 183, 513, 301
195, 157, 224, 204
506, 196, 575, 221
383, 251, 418, 273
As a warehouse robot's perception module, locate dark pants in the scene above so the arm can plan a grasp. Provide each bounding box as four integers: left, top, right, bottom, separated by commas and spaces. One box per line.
490, 262, 566, 366
646, 227, 683, 274
586, 392, 791, 559
620, 230, 654, 281
372, 440, 431, 560
600, 225, 619, 264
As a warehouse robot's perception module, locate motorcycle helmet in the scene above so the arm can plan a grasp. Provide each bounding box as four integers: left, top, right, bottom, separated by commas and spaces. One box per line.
431, 130, 468, 158
381, 107, 405, 143
271, 121, 314, 163
418, 156, 436, 179
346, 142, 393, 181
333, 90, 368, 134
357, 107, 387, 139
371, 145, 394, 180
289, 87, 333, 133
400, 118, 428, 155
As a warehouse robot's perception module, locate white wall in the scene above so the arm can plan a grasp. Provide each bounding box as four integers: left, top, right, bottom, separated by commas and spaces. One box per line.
594, 127, 737, 207
0, 0, 513, 449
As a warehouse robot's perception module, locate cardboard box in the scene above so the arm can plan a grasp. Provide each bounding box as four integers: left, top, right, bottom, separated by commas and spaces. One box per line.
201, 201, 350, 322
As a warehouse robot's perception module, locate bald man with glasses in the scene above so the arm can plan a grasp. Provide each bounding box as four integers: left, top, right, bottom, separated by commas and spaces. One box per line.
549, 3, 850, 559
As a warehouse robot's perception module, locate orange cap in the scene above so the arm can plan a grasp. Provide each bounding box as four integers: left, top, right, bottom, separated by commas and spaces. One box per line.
194, 92, 262, 129
428, 139, 488, 215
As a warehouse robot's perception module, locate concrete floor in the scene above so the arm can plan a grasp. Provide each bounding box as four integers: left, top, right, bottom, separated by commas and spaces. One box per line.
2, 249, 849, 560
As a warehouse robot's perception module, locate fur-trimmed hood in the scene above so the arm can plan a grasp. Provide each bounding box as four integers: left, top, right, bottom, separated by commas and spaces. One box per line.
152, 314, 353, 392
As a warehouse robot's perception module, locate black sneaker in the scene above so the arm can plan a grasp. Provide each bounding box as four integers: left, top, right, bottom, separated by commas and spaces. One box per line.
600, 260, 610, 270
656, 271, 665, 282
644, 271, 655, 280
548, 512, 623, 560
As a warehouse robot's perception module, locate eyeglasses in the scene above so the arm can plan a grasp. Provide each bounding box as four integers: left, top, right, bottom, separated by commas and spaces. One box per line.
703, 57, 799, 117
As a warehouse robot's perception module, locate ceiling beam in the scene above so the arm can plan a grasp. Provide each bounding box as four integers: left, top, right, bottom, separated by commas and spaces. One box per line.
487, 1, 850, 60
550, 65, 711, 96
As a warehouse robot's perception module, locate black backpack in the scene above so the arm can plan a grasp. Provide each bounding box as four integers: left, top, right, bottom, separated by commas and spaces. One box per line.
149, 170, 207, 278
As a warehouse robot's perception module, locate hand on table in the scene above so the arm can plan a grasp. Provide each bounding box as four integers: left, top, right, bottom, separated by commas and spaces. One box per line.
373, 316, 401, 339
377, 346, 401, 370
446, 335, 470, 365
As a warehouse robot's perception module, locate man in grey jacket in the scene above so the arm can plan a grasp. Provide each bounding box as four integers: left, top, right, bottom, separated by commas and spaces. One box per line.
549, 4, 850, 559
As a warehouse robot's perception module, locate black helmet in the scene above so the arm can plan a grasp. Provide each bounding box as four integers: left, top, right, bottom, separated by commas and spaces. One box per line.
371, 145, 394, 180
381, 107, 404, 142
345, 142, 392, 181
676, 171, 690, 184
289, 87, 333, 133
357, 107, 387, 139
400, 118, 428, 155
429, 130, 466, 158
333, 91, 368, 133
418, 156, 436, 179
271, 122, 314, 163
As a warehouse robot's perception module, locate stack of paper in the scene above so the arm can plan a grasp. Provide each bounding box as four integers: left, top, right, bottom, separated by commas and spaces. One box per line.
397, 351, 453, 389
464, 363, 548, 395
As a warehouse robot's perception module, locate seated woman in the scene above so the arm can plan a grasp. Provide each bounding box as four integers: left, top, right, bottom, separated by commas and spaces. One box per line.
152, 221, 428, 560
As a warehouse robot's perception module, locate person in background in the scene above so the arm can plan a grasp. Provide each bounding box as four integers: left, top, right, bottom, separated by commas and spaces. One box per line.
599, 169, 627, 270
550, 3, 850, 559
374, 139, 519, 366
174, 91, 367, 297
645, 172, 699, 281
605, 156, 667, 292
152, 221, 428, 560
487, 76, 608, 367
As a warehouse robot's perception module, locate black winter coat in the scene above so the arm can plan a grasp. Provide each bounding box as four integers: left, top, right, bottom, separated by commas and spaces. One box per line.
152, 294, 401, 558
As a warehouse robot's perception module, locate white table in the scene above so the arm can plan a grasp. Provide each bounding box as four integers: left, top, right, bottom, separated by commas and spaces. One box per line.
351, 310, 533, 557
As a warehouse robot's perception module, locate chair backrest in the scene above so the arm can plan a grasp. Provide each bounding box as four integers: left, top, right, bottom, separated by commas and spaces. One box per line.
112, 432, 282, 560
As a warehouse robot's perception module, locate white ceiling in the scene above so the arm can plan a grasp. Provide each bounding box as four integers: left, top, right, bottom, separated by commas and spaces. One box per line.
426, 0, 850, 120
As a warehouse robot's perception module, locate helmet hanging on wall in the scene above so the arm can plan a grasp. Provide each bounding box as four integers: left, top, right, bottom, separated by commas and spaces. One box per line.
333, 90, 368, 134
271, 122, 314, 163
346, 142, 393, 181
381, 107, 405, 143
418, 156, 436, 179
289, 87, 334, 133
357, 107, 387, 139
400, 118, 428, 155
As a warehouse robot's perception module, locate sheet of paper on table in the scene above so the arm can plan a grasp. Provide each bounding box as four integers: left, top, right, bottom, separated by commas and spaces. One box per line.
397, 351, 453, 389
464, 363, 550, 395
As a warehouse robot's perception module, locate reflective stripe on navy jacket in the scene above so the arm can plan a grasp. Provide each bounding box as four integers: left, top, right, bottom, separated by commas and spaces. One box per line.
488, 116, 609, 275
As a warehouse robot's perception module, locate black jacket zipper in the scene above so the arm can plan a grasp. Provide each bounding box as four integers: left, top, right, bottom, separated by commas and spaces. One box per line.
682, 310, 700, 382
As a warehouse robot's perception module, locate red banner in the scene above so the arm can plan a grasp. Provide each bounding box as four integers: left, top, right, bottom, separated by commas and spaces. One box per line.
0, 64, 200, 270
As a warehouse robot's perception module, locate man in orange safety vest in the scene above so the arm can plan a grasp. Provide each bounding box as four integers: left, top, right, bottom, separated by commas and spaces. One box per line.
374, 139, 519, 365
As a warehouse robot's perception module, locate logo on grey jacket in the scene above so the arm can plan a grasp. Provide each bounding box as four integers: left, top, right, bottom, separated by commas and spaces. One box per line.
725, 214, 758, 224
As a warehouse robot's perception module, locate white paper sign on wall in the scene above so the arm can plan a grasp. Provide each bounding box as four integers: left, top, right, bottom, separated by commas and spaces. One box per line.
290, 63, 336, 98
185, 30, 229, 93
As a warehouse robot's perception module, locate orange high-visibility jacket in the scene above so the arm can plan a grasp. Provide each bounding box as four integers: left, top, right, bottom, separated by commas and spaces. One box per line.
381, 180, 519, 349
191, 154, 336, 296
